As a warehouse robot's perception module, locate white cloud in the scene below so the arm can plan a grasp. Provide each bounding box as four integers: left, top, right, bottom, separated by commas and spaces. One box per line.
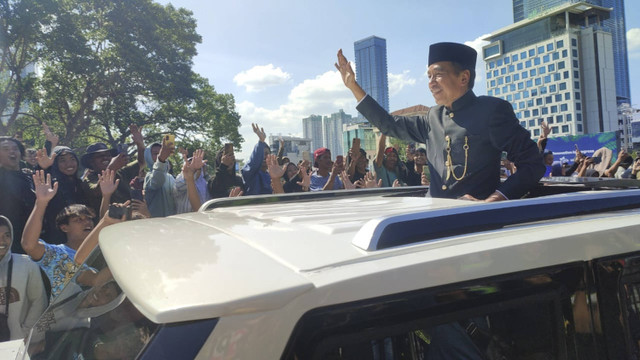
628, 28, 640, 54
388, 71, 417, 96
233, 64, 291, 92
235, 69, 357, 159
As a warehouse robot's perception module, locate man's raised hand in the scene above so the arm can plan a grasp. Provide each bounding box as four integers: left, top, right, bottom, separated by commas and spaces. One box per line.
33, 170, 58, 203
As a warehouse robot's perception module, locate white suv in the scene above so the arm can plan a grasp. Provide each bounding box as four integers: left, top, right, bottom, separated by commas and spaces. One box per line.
10, 179, 640, 359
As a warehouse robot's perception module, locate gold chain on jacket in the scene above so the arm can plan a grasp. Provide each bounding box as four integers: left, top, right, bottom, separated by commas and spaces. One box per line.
445, 136, 469, 181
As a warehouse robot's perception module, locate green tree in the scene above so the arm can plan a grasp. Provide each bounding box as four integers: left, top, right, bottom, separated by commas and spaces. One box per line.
10, 0, 242, 154
0, 0, 56, 134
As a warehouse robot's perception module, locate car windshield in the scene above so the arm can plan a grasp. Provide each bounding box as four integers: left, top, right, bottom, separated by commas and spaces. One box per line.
25, 248, 158, 360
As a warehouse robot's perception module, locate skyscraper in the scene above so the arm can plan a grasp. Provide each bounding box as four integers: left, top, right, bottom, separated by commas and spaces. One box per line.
354, 36, 390, 113
483, 2, 618, 138
323, 109, 352, 156
302, 115, 324, 152
513, 0, 631, 105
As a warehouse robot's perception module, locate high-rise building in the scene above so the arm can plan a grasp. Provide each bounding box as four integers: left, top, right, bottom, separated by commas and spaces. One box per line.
483, 2, 618, 138
302, 115, 324, 152
267, 135, 312, 164
354, 36, 390, 113
513, 0, 631, 105
323, 109, 352, 156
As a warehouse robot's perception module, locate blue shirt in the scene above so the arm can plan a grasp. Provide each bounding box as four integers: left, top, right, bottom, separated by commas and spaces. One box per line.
310, 171, 343, 191
36, 242, 81, 299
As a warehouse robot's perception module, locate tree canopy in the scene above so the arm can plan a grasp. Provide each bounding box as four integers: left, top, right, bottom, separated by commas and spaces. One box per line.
1, 0, 242, 158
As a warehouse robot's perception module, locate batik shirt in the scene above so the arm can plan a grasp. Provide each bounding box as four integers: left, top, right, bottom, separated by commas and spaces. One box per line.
36, 242, 81, 299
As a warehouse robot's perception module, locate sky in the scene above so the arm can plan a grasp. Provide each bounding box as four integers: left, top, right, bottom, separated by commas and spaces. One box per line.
158, 0, 640, 160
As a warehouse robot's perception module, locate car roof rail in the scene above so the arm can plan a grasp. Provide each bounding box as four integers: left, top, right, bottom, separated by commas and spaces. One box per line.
353, 189, 640, 251
200, 186, 429, 211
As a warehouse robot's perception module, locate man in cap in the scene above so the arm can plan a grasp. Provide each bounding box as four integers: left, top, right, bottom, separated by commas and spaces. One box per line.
335, 43, 545, 201
310, 147, 344, 191
81, 125, 146, 214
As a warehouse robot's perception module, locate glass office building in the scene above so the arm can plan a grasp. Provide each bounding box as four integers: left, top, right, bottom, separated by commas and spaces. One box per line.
513, 0, 630, 105
483, 2, 618, 138
354, 36, 390, 113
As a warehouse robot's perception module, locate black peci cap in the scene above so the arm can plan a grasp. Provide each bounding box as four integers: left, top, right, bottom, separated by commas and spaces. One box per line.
428, 42, 477, 70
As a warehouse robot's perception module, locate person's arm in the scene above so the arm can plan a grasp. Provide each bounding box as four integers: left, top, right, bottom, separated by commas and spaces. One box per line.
130, 124, 146, 170
577, 158, 593, 177
322, 160, 344, 191
98, 169, 120, 218
603, 149, 628, 178
21, 171, 58, 261
241, 124, 267, 181
75, 210, 123, 265
375, 134, 386, 168
42, 122, 59, 155
490, 101, 546, 201
277, 137, 285, 165
148, 139, 174, 190
631, 160, 640, 179
266, 154, 285, 194
537, 121, 550, 153
181, 149, 205, 212
335, 49, 366, 102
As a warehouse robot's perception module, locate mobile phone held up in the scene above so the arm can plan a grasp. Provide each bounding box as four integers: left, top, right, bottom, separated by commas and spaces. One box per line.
164, 134, 175, 146
108, 204, 132, 220
224, 143, 234, 155
117, 143, 129, 155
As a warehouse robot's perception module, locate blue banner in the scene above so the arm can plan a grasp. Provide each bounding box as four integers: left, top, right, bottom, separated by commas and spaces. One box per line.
544, 131, 619, 164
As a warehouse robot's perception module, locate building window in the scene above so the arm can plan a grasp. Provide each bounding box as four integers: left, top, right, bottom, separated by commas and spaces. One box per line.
538, 46, 544, 54
547, 43, 554, 51
521, 51, 527, 59
555, 94, 562, 102
577, 123, 583, 131
549, 84, 557, 92
559, 82, 566, 90
556, 40, 564, 48
542, 107, 548, 115
528, 119, 536, 127
501, 67, 507, 75
572, 60, 579, 67
504, 57, 510, 64
544, 74, 550, 83
487, 72, 492, 79
508, 65, 515, 73
490, 80, 496, 87
531, 88, 538, 96
532, 109, 539, 116
526, 60, 532, 68
558, 61, 565, 69
495, 88, 501, 95
534, 128, 540, 136
576, 103, 581, 111
529, 49, 535, 57
536, 98, 542, 105
503, 85, 508, 93
497, 59, 503, 67
562, 125, 569, 133
547, 116, 554, 124
563, 71, 569, 79
507, 94, 513, 101
552, 52, 559, 60
523, 90, 529, 98
489, 61, 495, 69
575, 92, 580, 100
554, 73, 561, 81
518, 82, 524, 90
564, 92, 570, 100
539, 67, 546, 75
552, 126, 559, 134
505, 75, 511, 83
524, 110, 530, 117
534, 57, 541, 66
573, 70, 579, 78
494, 70, 499, 77
566, 114, 572, 122
577, 113, 582, 122
497, 77, 504, 85
522, 71, 528, 79
574, 81, 580, 89
557, 115, 563, 123
520, 121, 527, 127
545, 96, 552, 104
488, 90, 493, 96
530, 69, 536, 76
560, 104, 568, 111
513, 74, 520, 81
548, 64, 555, 72
512, 54, 519, 62
510, 84, 516, 92
571, 38, 577, 46
517, 62, 523, 70
562, 49, 568, 58
551, 105, 558, 113
572, 49, 578, 57
514, 93, 521, 100
535, 78, 542, 86
543, 54, 550, 63
519, 101, 525, 109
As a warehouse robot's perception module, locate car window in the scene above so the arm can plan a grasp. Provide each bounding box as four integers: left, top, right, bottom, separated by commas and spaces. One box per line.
284, 265, 587, 360
26, 248, 158, 360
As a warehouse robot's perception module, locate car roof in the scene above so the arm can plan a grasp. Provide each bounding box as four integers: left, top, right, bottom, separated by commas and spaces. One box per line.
99, 187, 640, 324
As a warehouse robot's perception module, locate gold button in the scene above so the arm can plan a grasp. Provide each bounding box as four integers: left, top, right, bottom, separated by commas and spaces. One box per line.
445, 135, 450, 141
449, 112, 454, 118
445, 160, 450, 166
442, 185, 447, 190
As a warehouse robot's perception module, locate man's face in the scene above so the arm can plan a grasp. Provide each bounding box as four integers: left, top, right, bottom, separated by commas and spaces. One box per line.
91, 151, 113, 172
414, 151, 427, 166
427, 61, 468, 108
25, 150, 37, 166
316, 152, 333, 171
385, 151, 398, 169
150, 145, 161, 163
57, 152, 78, 176
0, 225, 11, 259
60, 215, 94, 242
0, 140, 21, 170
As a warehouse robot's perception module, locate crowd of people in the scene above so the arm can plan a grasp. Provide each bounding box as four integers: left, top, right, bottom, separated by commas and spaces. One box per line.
0, 40, 639, 347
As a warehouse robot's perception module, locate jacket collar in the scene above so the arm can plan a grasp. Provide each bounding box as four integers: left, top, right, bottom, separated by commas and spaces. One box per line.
445, 90, 476, 112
